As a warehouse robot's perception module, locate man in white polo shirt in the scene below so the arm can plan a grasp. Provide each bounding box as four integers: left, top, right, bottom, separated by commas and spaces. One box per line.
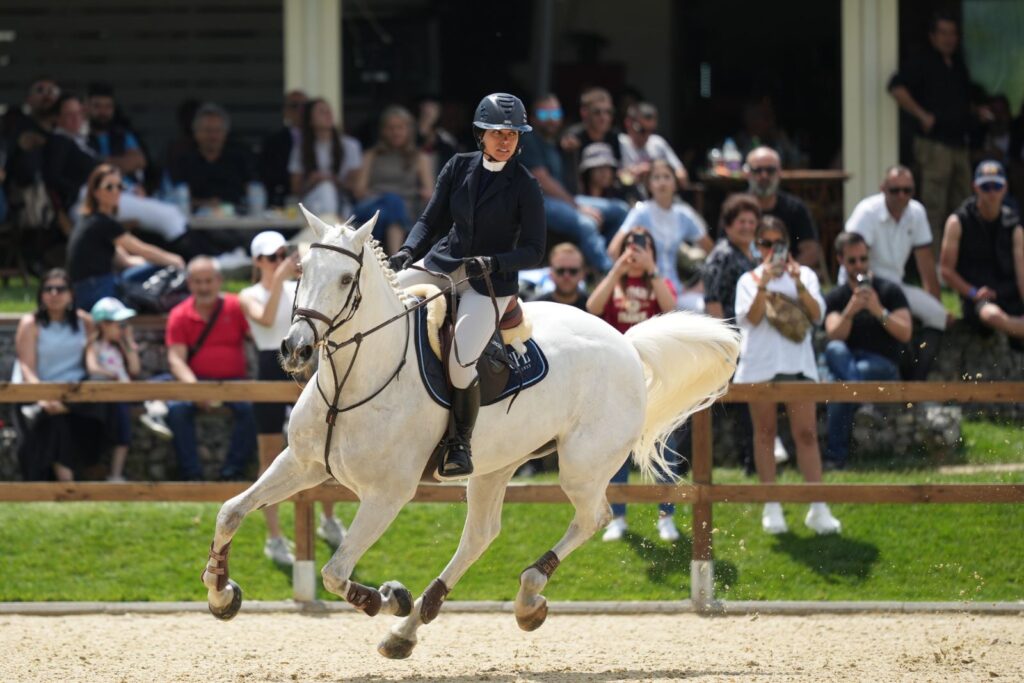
845, 165, 948, 379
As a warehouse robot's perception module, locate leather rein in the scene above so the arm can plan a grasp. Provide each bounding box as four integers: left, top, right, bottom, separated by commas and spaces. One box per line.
290, 242, 499, 479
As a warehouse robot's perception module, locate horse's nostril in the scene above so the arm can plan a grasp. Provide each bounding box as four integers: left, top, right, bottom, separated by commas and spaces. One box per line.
299, 345, 313, 361
280, 339, 290, 358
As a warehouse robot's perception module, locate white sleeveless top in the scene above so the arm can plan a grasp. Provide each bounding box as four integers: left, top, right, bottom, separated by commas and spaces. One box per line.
240, 280, 297, 351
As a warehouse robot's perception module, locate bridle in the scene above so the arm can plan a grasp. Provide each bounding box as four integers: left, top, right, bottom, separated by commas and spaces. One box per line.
289, 242, 497, 480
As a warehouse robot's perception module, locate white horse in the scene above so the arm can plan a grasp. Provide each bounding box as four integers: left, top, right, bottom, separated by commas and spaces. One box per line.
200, 209, 739, 658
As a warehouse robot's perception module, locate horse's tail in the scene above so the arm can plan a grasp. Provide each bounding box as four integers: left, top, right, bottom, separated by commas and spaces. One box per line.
624, 311, 740, 480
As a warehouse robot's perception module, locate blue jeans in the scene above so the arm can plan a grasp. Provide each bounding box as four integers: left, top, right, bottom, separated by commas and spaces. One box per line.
543, 197, 612, 272
165, 400, 256, 480
353, 192, 411, 242
73, 264, 161, 312
609, 434, 683, 518
575, 195, 630, 243
824, 340, 900, 466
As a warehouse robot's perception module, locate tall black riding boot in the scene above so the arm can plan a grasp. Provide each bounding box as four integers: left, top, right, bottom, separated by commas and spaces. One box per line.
912, 328, 943, 381
438, 379, 480, 478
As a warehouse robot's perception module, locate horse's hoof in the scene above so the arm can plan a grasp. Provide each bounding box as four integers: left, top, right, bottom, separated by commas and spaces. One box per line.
377, 633, 416, 659
515, 597, 548, 632
208, 580, 243, 620
380, 580, 413, 618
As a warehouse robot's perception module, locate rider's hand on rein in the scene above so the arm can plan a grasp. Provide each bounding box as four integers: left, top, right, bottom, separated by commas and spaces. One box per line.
388, 249, 414, 272
463, 256, 495, 279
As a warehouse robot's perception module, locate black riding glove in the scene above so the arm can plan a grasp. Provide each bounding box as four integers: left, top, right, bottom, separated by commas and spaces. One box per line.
388, 249, 414, 273
463, 256, 495, 279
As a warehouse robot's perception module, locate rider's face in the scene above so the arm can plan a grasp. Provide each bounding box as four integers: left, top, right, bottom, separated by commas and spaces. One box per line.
482, 129, 519, 162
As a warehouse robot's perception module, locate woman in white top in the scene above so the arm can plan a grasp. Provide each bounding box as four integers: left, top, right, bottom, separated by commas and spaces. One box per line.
288, 98, 363, 218
239, 231, 345, 565
734, 216, 841, 536
609, 160, 713, 310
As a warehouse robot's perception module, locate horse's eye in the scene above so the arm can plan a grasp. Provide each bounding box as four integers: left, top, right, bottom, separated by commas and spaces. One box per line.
340, 274, 354, 286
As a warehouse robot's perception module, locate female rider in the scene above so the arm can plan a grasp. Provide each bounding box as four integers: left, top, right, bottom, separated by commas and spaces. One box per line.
388, 93, 545, 478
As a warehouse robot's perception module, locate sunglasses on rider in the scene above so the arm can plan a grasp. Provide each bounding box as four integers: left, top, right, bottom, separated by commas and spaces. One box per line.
553, 267, 581, 277
886, 186, 914, 195
536, 109, 563, 122
42, 284, 69, 294
978, 182, 1005, 193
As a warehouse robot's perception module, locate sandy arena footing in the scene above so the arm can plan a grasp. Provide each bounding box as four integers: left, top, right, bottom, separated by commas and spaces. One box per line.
1, 611, 1023, 682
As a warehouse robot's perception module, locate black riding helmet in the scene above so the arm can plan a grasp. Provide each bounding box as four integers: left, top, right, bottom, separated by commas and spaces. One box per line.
472, 93, 531, 155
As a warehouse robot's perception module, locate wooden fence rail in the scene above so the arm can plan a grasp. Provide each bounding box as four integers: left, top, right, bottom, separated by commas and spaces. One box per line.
1, 380, 1022, 607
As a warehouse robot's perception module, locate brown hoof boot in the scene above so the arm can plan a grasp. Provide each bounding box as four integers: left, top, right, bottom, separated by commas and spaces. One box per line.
377, 633, 416, 659
419, 577, 449, 624
515, 598, 548, 631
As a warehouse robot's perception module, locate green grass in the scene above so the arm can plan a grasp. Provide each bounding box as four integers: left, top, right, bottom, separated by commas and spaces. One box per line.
961, 420, 1024, 465
1, 465, 1021, 603
0, 278, 251, 314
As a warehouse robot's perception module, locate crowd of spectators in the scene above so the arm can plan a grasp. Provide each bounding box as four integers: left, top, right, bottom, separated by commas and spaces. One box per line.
3, 9, 1024, 548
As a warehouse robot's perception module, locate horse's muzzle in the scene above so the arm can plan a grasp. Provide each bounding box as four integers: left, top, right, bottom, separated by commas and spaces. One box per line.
281, 323, 316, 374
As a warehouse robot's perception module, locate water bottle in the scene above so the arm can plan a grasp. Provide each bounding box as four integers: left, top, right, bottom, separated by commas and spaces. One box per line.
173, 183, 191, 219
246, 181, 267, 215
722, 138, 741, 175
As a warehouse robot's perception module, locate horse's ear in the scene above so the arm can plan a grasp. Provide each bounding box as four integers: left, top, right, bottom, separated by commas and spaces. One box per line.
299, 203, 330, 240
351, 210, 379, 245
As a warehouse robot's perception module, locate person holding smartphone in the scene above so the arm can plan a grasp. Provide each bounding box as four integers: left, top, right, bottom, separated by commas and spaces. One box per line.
734, 216, 841, 536
240, 231, 345, 565
587, 228, 681, 542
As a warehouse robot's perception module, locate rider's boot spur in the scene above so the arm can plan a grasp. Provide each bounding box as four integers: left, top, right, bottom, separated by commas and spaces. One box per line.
438, 379, 480, 478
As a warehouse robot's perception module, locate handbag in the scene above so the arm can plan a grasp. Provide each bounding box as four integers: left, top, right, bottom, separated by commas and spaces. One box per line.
764, 291, 812, 343
120, 266, 189, 313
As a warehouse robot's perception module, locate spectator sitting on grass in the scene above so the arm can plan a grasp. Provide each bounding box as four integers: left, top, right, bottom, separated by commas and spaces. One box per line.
164, 256, 256, 481
823, 232, 912, 471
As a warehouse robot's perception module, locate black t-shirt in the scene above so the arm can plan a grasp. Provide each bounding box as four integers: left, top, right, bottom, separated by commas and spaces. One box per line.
531, 290, 588, 311
67, 212, 125, 282
889, 47, 971, 146
764, 191, 817, 252
953, 196, 1021, 300
171, 143, 255, 205
825, 276, 909, 363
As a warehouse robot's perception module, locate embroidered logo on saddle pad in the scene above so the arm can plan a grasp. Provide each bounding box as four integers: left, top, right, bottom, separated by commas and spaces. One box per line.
409, 289, 549, 409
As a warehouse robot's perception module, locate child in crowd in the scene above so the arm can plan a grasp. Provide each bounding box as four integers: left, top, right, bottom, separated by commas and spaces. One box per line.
86, 297, 171, 481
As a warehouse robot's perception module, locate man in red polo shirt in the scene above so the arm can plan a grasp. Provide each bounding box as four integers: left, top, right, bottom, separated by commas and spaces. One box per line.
164, 256, 256, 480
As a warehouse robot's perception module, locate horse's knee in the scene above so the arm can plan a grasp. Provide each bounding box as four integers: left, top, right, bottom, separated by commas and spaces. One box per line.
216, 502, 246, 534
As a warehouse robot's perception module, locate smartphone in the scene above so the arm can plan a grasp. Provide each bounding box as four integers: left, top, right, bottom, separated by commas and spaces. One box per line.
770, 243, 788, 266
627, 232, 650, 250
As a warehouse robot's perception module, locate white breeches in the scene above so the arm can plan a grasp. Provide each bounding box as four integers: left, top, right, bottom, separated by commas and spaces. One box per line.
397, 262, 513, 389
900, 283, 947, 330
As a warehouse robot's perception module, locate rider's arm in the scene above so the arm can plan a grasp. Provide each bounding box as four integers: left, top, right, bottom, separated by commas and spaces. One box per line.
402, 156, 456, 260
490, 176, 546, 273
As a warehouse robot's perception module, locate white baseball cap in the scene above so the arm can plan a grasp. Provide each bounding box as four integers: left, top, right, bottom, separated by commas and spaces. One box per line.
90, 297, 137, 322
250, 231, 287, 257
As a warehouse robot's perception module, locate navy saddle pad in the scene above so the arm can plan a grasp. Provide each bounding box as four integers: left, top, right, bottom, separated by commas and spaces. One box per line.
413, 302, 549, 409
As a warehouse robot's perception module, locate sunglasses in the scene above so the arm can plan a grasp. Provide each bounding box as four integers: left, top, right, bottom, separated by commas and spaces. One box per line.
590, 107, 614, 116
978, 182, 1005, 193
886, 186, 914, 195
100, 182, 125, 192
536, 109, 563, 122
553, 267, 581, 277
749, 166, 778, 176
757, 239, 786, 249
42, 284, 69, 294
845, 255, 870, 264
261, 251, 287, 263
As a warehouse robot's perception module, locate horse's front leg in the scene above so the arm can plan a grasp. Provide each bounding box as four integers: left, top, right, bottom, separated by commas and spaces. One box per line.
379, 467, 514, 659
202, 448, 328, 619
320, 487, 416, 618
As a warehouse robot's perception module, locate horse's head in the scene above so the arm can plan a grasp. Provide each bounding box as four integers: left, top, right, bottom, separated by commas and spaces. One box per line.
280, 206, 379, 374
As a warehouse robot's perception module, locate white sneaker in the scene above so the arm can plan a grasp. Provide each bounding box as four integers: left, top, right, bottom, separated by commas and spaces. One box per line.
317, 515, 346, 547
761, 502, 788, 535
263, 536, 295, 566
140, 413, 173, 440
773, 436, 789, 464
656, 514, 680, 542
805, 502, 842, 535
20, 404, 42, 421
601, 516, 628, 542
144, 400, 168, 417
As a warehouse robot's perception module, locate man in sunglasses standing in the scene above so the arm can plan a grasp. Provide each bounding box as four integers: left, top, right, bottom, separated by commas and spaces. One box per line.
823, 232, 912, 470
745, 146, 820, 268
845, 165, 947, 379
940, 160, 1024, 343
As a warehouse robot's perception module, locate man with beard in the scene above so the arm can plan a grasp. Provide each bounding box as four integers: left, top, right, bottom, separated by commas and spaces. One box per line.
85, 82, 147, 187
744, 146, 820, 267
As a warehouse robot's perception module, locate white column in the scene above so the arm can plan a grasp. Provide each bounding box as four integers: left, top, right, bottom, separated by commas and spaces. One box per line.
284, 0, 342, 120
842, 0, 899, 219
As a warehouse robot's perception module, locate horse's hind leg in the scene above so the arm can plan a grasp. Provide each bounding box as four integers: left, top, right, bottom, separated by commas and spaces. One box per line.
514, 450, 626, 631
202, 448, 327, 618
379, 466, 514, 659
